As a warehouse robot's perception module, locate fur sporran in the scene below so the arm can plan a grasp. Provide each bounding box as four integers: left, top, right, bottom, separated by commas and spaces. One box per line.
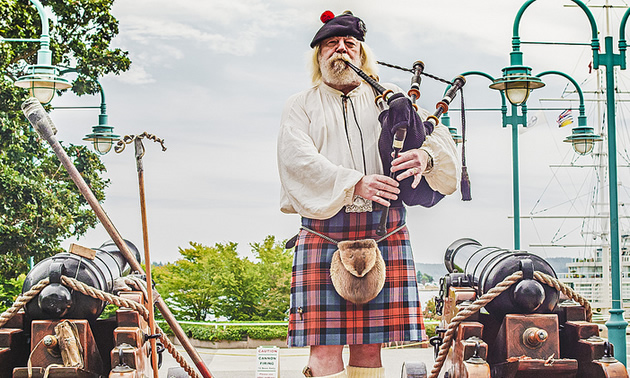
330, 239, 386, 304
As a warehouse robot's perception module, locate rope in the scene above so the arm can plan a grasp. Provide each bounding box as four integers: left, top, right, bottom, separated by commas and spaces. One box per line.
533, 271, 592, 322
0, 269, 594, 378
0, 278, 50, 328
428, 270, 593, 378
0, 276, 202, 378
429, 271, 524, 378
61, 276, 202, 378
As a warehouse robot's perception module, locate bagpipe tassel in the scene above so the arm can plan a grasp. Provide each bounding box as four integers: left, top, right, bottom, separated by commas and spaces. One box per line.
460, 165, 472, 201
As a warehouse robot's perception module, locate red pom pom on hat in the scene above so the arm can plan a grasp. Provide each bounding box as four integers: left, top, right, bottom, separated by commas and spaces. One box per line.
320, 10, 334, 23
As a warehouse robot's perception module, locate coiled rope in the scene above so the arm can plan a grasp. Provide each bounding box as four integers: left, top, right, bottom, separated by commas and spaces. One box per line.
428, 270, 592, 378
0, 270, 594, 378
0, 275, 202, 378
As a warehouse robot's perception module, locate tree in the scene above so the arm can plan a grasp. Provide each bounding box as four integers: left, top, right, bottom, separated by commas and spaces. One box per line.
417, 271, 434, 285
0, 0, 130, 279
250, 236, 292, 320
153, 242, 222, 321
154, 236, 293, 321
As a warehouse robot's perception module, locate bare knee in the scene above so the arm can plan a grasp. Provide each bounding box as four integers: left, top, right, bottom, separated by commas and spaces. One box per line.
348, 343, 382, 368
308, 345, 345, 376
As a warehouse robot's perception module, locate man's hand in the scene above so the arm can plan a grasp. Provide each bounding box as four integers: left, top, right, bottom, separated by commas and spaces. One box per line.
354, 174, 400, 207
391, 149, 431, 189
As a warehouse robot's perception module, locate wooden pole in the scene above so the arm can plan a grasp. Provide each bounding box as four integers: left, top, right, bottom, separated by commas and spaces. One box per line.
133, 137, 159, 378
22, 98, 213, 378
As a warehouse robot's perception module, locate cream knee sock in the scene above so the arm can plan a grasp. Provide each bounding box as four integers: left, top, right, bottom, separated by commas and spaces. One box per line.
346, 366, 385, 378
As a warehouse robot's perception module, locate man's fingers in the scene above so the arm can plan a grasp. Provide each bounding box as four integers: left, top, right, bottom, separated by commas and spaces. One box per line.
411, 174, 422, 189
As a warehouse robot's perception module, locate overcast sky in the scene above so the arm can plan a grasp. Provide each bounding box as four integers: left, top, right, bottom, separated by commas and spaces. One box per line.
44, 0, 630, 265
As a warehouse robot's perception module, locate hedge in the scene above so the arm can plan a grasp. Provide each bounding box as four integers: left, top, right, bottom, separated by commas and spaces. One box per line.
157, 322, 438, 342
158, 322, 287, 342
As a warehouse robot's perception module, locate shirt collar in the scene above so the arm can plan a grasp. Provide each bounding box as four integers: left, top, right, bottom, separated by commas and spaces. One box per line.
320, 82, 366, 97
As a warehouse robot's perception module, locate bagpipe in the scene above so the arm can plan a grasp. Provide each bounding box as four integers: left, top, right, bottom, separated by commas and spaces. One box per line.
343, 59, 467, 236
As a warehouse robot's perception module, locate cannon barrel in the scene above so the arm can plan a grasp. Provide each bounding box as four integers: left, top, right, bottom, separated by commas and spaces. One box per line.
443, 238, 559, 317
22, 240, 140, 320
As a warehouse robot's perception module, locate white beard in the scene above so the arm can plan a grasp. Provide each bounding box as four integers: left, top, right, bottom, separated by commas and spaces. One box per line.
319, 52, 361, 88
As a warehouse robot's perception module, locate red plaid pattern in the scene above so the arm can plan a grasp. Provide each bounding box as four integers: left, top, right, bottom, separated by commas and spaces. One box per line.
288, 207, 425, 346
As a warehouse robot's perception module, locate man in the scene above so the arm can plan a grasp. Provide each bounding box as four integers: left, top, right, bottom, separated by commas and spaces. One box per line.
277, 10, 459, 378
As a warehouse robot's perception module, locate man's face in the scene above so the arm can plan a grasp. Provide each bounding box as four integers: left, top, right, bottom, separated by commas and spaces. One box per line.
320, 36, 361, 63
318, 36, 362, 87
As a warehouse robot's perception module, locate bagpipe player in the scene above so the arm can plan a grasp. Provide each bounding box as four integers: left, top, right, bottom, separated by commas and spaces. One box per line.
277, 10, 460, 378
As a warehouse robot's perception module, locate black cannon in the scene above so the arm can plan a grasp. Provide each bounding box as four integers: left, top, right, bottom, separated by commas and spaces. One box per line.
443, 237, 559, 317
21, 240, 140, 321
410, 238, 629, 378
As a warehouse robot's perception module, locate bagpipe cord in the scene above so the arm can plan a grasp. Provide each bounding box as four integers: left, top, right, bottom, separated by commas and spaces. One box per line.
341, 94, 367, 175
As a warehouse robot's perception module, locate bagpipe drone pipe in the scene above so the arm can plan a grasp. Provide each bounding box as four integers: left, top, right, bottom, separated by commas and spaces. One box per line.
421, 238, 629, 378
343, 59, 467, 236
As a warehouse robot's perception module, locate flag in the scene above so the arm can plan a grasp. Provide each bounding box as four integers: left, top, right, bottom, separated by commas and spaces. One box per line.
557, 109, 573, 128
521, 110, 548, 134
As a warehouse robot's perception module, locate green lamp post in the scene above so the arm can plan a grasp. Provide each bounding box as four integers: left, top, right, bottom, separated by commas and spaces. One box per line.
6, 0, 71, 104
82, 83, 120, 155
489, 0, 627, 364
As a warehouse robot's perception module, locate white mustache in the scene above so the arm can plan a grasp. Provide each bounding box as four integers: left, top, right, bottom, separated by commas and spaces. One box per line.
330, 53, 351, 63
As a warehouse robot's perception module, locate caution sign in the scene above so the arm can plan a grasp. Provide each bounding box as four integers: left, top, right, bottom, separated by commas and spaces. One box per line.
256, 346, 280, 378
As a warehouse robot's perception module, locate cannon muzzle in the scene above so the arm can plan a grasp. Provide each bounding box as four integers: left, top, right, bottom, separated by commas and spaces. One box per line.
443, 238, 559, 317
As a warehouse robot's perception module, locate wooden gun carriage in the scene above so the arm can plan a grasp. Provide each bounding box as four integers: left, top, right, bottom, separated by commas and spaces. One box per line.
403, 238, 629, 378
0, 241, 166, 378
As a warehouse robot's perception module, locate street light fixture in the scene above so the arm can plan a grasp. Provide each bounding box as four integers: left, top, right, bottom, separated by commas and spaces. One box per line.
563, 124, 603, 155
83, 122, 119, 155
489, 65, 545, 106
3, 0, 117, 154
5, 0, 71, 104
14, 64, 71, 104
81, 82, 120, 155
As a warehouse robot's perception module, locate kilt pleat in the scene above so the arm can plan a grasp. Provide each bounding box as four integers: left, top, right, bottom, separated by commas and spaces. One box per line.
288, 207, 425, 347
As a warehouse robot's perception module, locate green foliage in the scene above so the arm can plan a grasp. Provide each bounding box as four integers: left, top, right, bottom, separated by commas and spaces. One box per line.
0, 0, 129, 281
416, 271, 434, 285
425, 321, 437, 338
158, 322, 287, 342
153, 236, 292, 321
423, 297, 439, 321
0, 273, 25, 313
98, 303, 118, 319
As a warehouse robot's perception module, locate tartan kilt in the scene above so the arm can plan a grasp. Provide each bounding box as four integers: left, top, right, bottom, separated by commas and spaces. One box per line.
288, 206, 425, 347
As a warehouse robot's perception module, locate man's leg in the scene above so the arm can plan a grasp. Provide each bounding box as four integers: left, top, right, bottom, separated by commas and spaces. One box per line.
306, 345, 345, 377
347, 344, 384, 378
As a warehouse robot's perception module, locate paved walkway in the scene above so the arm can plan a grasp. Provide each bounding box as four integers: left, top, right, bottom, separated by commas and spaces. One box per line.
161, 345, 435, 378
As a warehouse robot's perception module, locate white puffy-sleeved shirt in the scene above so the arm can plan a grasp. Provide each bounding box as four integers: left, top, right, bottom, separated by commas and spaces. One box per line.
278, 82, 459, 220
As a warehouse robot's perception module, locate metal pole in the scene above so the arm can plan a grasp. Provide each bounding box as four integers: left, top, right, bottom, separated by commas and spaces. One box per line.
601, 35, 627, 365
21, 98, 213, 378
511, 119, 520, 251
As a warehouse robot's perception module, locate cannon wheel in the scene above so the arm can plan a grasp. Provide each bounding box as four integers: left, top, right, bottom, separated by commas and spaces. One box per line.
401, 361, 427, 378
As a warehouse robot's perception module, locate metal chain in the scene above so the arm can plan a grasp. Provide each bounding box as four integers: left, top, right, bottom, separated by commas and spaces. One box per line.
114, 132, 167, 154
377, 60, 454, 86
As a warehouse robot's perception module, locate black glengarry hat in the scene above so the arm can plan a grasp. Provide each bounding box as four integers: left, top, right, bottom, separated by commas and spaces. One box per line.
310, 10, 367, 48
